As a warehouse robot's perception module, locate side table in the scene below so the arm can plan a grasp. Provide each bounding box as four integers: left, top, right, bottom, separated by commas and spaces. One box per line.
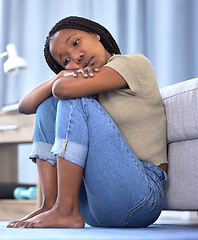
0, 110, 41, 220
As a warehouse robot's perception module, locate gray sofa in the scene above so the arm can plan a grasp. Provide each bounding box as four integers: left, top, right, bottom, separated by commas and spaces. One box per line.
160, 78, 198, 210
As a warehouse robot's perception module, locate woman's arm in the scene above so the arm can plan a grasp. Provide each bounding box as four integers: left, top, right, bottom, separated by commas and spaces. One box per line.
18, 65, 127, 114
52, 66, 127, 100
18, 70, 77, 114
17, 68, 99, 115
18, 77, 55, 114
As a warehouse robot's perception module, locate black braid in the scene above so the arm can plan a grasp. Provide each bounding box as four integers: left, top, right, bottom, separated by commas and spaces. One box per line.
44, 16, 121, 74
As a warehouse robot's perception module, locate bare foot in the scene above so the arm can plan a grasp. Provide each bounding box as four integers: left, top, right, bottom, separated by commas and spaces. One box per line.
15, 207, 85, 228
7, 205, 52, 228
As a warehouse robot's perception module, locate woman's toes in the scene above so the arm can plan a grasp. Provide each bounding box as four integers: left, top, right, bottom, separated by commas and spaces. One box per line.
7, 221, 17, 228
21, 221, 31, 228
14, 221, 26, 228
13, 222, 20, 228
26, 221, 40, 228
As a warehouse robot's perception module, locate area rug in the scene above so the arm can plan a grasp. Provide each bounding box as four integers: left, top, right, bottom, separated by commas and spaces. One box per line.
0, 221, 198, 240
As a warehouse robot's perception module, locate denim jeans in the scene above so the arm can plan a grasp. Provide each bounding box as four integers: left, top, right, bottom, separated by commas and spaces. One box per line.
30, 96, 167, 228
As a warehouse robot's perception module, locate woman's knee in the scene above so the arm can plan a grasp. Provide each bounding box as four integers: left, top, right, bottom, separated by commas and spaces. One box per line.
33, 97, 58, 143
36, 96, 58, 116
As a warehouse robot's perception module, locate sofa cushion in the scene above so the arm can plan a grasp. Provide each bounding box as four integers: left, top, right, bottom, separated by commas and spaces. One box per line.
160, 78, 198, 144
164, 139, 198, 210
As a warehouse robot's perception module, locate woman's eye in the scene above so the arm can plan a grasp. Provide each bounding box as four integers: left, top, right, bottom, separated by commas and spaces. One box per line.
64, 58, 70, 66
73, 39, 79, 46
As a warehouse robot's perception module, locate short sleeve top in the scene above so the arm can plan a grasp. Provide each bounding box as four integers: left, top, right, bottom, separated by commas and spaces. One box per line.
98, 53, 167, 166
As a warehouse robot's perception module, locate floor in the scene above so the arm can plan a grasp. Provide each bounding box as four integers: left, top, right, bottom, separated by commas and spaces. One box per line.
0, 212, 198, 240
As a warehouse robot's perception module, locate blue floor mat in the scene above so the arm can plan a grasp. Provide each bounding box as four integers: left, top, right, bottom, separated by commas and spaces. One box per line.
1, 221, 198, 240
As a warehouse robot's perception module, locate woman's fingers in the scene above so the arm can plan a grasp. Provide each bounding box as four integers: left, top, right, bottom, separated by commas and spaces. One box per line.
77, 66, 100, 78
58, 66, 100, 79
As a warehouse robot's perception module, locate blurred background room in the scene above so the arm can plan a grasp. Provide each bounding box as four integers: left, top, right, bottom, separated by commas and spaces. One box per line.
0, 0, 198, 222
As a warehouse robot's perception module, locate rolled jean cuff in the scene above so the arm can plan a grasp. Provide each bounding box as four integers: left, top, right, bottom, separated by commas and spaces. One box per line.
29, 141, 57, 166
51, 138, 88, 168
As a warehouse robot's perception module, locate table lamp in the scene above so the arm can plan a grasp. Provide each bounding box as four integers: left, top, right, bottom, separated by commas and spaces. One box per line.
0, 44, 27, 74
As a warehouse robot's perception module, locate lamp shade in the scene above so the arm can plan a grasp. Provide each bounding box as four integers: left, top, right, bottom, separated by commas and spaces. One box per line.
3, 44, 27, 74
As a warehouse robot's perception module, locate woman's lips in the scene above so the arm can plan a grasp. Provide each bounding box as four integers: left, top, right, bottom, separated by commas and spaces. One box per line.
83, 57, 94, 68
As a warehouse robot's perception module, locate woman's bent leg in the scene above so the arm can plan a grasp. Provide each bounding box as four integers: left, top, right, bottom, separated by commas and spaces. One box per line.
21, 157, 85, 228
7, 97, 59, 228
30, 96, 59, 210
30, 96, 58, 166
50, 97, 167, 228
9, 159, 58, 228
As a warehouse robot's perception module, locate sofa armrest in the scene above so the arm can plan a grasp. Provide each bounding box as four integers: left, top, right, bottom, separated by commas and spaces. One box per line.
160, 78, 198, 144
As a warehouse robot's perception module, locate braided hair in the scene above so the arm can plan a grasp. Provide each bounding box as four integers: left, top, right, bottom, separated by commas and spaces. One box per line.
44, 16, 121, 74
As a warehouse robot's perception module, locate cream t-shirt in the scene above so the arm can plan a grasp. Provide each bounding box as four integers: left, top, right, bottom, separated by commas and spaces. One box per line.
98, 53, 167, 166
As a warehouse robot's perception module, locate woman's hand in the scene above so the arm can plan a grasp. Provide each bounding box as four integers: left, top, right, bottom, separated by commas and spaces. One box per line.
75, 66, 100, 78
57, 66, 100, 78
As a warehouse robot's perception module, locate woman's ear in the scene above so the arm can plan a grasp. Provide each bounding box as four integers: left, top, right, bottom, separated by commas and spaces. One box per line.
90, 32, 100, 40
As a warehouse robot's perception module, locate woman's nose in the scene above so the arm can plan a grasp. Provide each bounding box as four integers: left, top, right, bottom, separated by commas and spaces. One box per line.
74, 53, 83, 63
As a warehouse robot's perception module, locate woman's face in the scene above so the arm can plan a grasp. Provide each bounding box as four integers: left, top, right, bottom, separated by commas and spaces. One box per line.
49, 29, 112, 70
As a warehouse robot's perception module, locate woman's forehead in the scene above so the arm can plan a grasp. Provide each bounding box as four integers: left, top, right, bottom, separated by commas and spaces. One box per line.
49, 29, 86, 55
49, 29, 79, 48
53, 28, 87, 38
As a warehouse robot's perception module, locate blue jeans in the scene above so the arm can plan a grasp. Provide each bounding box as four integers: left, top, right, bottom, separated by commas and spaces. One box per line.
30, 96, 167, 228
